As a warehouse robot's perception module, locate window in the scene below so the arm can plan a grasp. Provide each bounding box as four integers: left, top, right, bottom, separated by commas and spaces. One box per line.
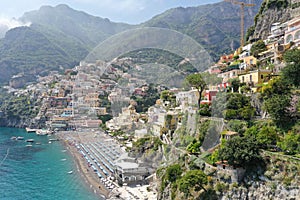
261, 75, 264, 79
286, 34, 293, 43
250, 75, 252, 82
295, 30, 300, 40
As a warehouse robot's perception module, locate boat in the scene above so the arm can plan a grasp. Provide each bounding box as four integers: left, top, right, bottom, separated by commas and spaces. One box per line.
49, 138, 59, 141
17, 136, 24, 140
25, 127, 38, 133
26, 144, 33, 147
26, 139, 35, 143
11, 136, 17, 140
67, 171, 73, 174
36, 129, 51, 136
35, 143, 42, 145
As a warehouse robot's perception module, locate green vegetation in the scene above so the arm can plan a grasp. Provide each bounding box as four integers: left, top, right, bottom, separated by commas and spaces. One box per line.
219, 136, 261, 168
228, 78, 240, 93
227, 120, 248, 135
98, 114, 113, 124
185, 73, 207, 108
246, 25, 255, 41
186, 139, 201, 154
198, 104, 211, 117
261, 76, 297, 129
131, 84, 160, 113
0, 92, 40, 123
212, 92, 255, 120
250, 40, 267, 57
160, 90, 176, 107
265, 0, 289, 9
120, 48, 197, 73
278, 130, 300, 155
132, 136, 163, 153
282, 49, 300, 88
178, 170, 208, 198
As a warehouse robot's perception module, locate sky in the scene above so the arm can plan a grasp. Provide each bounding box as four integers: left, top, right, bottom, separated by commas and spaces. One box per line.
0, 0, 221, 24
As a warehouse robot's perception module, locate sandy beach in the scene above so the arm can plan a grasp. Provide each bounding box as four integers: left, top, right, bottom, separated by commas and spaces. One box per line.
56, 131, 157, 200
57, 133, 111, 199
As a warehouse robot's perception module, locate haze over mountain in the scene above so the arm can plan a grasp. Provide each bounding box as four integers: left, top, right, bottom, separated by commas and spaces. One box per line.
0, 1, 263, 85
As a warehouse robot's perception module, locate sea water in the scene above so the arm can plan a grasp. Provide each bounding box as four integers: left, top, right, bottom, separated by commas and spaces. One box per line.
0, 127, 102, 200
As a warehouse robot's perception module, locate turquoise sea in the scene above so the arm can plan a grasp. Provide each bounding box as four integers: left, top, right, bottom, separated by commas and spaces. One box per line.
0, 127, 102, 200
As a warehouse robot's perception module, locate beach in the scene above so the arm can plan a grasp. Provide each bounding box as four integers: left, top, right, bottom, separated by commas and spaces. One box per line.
57, 132, 110, 199
56, 130, 157, 200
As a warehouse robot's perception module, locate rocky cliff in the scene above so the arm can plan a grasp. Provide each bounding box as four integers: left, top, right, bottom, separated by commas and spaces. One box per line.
0, 117, 31, 128
221, 182, 299, 200
251, 0, 293, 40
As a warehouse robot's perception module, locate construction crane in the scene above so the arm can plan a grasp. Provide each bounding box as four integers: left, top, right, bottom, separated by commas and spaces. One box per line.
224, 0, 255, 48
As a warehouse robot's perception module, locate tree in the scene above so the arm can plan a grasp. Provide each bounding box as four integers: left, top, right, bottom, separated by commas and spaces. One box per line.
227, 120, 248, 135
199, 104, 211, 117
165, 164, 183, 183
261, 77, 294, 128
178, 170, 208, 197
263, 94, 294, 128
185, 73, 207, 108
256, 126, 278, 147
229, 78, 240, 93
261, 77, 291, 99
282, 48, 300, 88
279, 131, 300, 155
186, 139, 201, 154
223, 93, 255, 120
251, 40, 267, 57
218, 136, 261, 168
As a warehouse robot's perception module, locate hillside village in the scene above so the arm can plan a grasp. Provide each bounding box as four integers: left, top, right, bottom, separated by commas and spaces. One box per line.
0, 1, 300, 200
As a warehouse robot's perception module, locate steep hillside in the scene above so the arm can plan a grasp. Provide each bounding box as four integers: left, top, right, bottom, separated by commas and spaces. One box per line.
0, 26, 75, 84
20, 4, 133, 48
250, 0, 292, 40
0, 2, 264, 85
0, 4, 134, 85
143, 0, 263, 59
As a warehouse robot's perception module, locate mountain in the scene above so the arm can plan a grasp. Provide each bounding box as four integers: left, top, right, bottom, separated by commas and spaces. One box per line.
0, 4, 134, 85
0, 2, 264, 85
20, 4, 133, 48
0, 26, 76, 83
143, 0, 263, 59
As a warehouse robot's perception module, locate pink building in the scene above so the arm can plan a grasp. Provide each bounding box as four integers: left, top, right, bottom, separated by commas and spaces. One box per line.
285, 17, 300, 47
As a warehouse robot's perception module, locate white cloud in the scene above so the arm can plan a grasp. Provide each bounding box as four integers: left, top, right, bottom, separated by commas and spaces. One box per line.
0, 17, 31, 38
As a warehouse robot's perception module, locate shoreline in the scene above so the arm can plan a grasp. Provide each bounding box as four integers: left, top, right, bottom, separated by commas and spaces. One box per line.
55, 131, 157, 200
57, 134, 111, 199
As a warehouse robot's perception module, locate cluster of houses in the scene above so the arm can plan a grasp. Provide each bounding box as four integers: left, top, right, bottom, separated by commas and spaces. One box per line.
3, 12, 299, 186
104, 17, 300, 145
205, 16, 300, 99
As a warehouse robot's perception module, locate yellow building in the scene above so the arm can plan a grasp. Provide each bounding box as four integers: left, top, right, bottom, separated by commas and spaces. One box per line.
242, 56, 257, 66
238, 69, 272, 92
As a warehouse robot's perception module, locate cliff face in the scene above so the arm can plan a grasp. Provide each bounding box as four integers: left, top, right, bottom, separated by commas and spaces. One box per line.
221, 182, 299, 200
251, 0, 292, 40
0, 117, 31, 128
